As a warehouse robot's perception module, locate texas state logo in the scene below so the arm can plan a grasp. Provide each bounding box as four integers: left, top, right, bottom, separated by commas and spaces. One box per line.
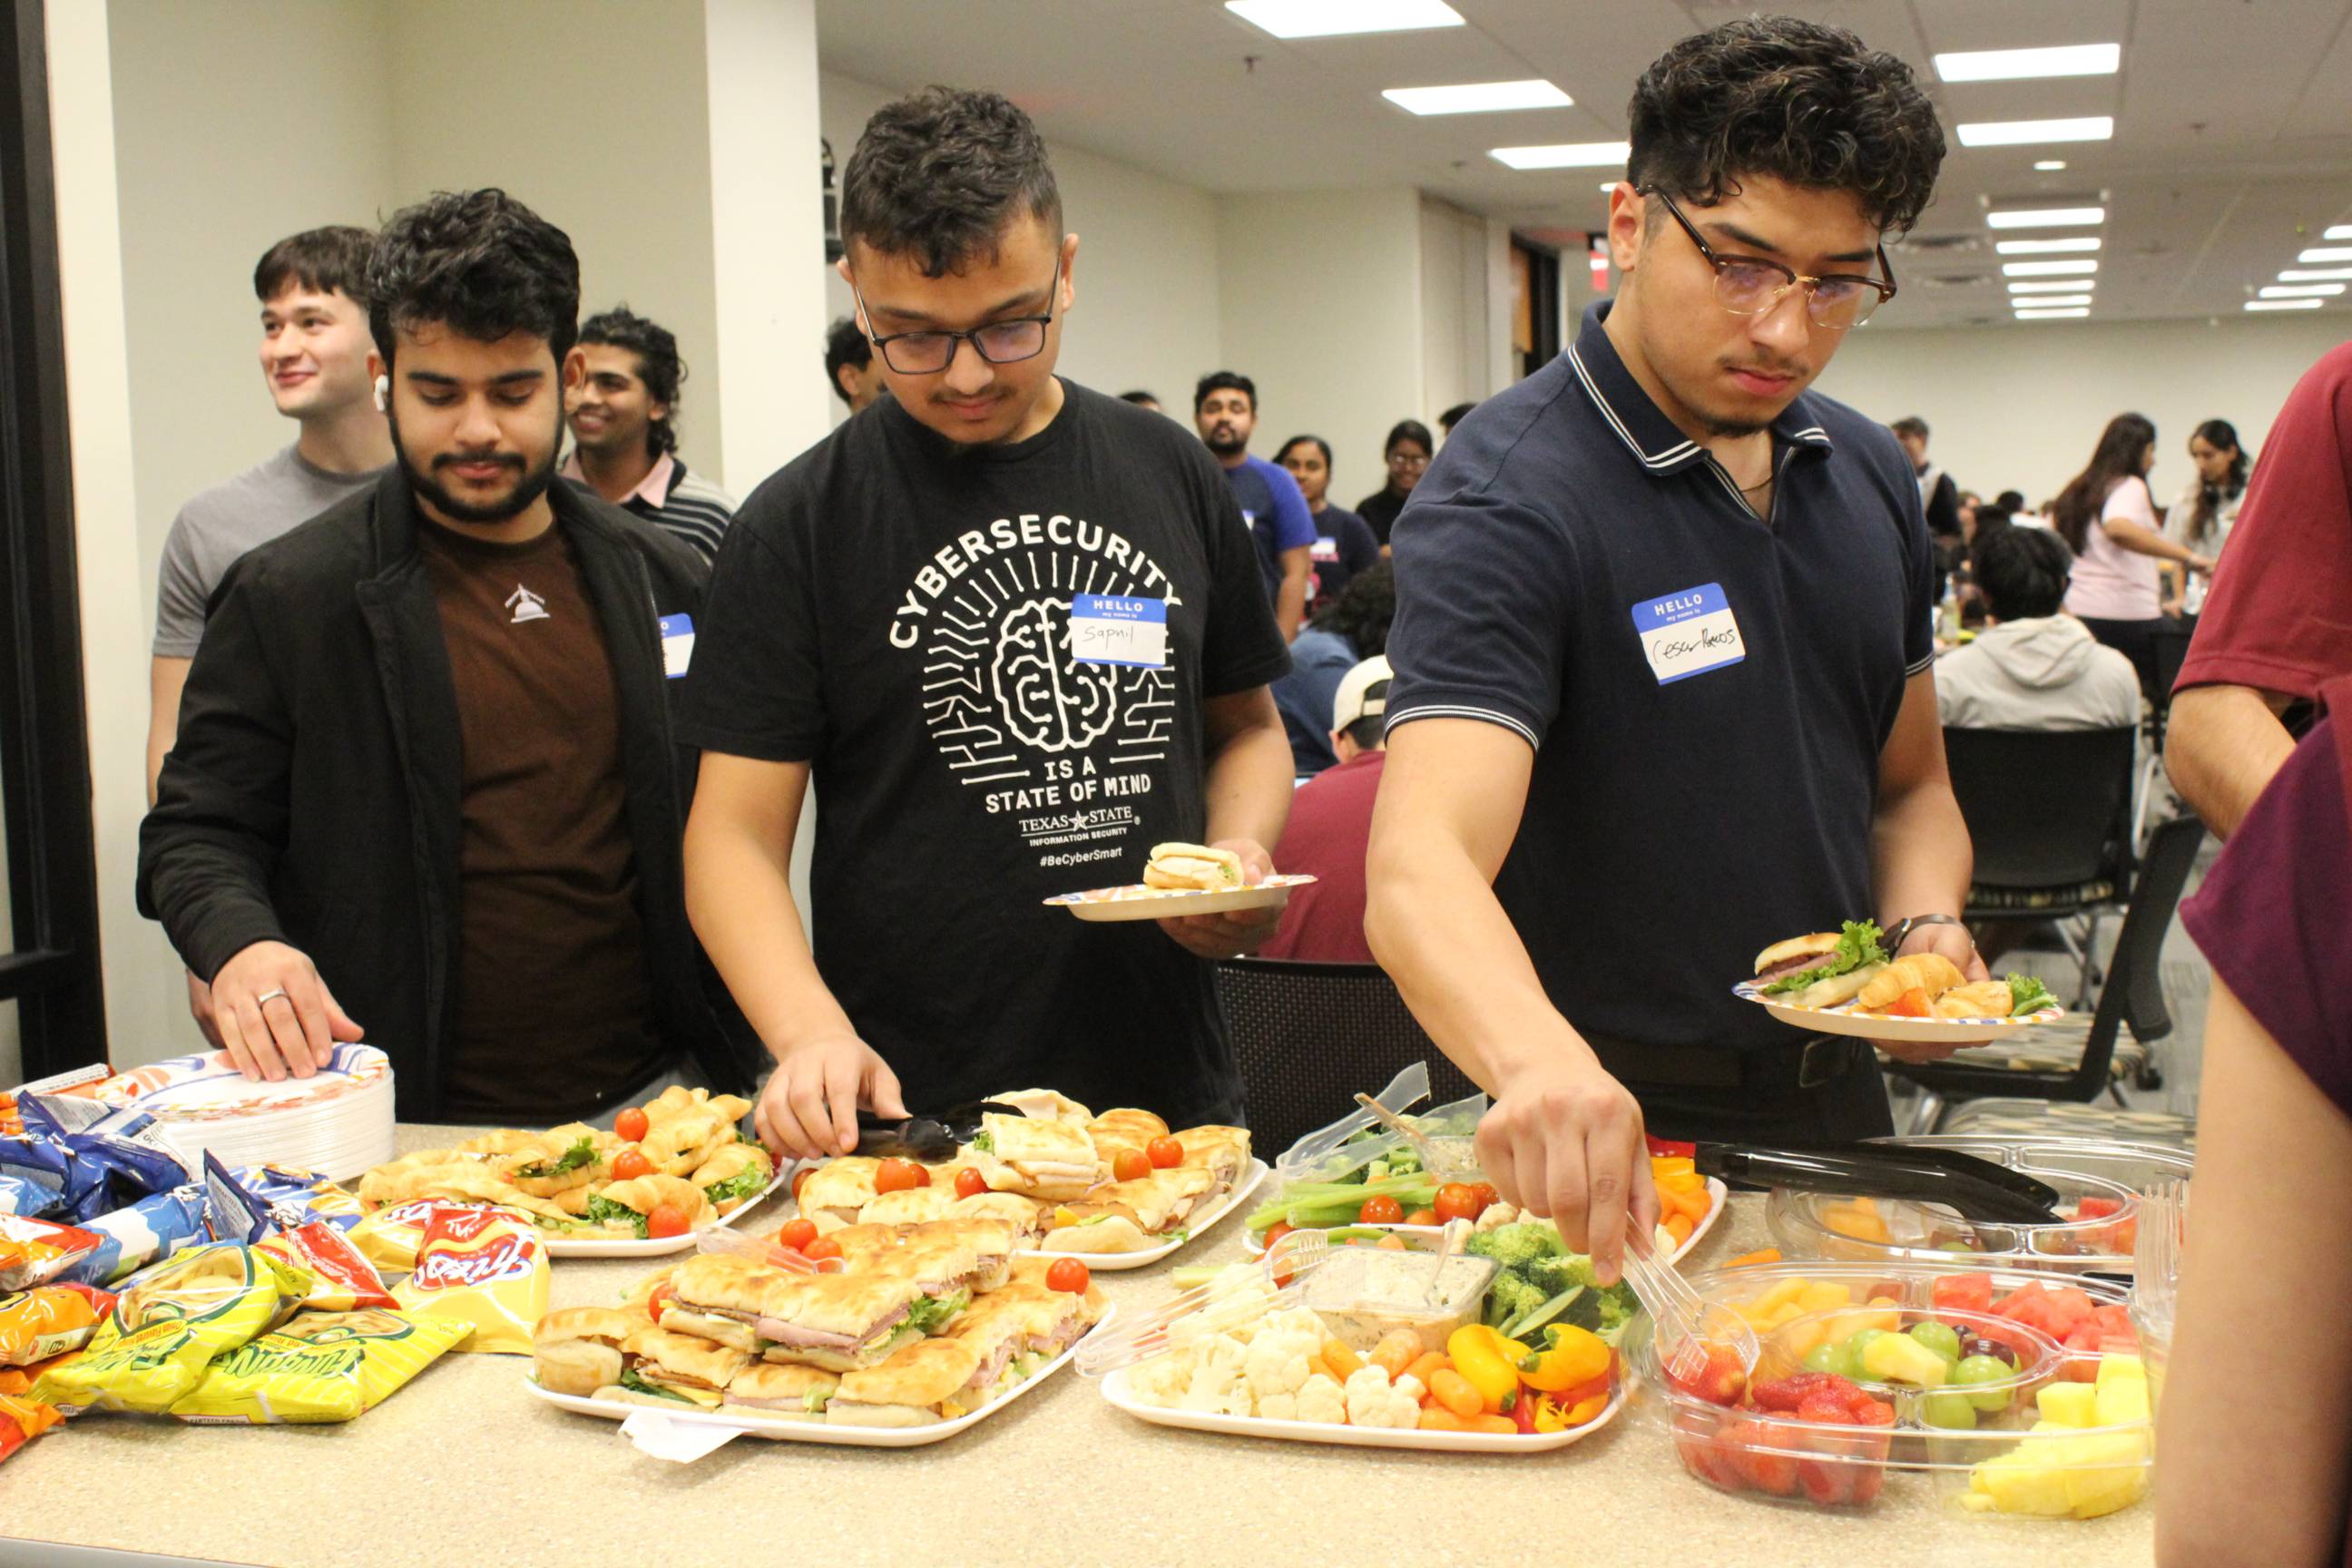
891, 512, 1180, 867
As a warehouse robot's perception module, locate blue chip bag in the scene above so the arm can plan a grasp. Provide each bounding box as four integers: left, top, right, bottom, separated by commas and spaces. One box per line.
52, 1186, 211, 1287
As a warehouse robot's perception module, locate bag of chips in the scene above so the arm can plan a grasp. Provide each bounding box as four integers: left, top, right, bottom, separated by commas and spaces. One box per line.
31, 1243, 310, 1415
390, 1207, 547, 1356
0, 1391, 59, 1465
50, 1187, 209, 1288
14, 1097, 191, 1222
0, 1347, 78, 1396
0, 1282, 115, 1366
346, 1199, 453, 1273
257, 1222, 395, 1314
169, 1307, 470, 1424
227, 1165, 364, 1232
0, 1215, 102, 1291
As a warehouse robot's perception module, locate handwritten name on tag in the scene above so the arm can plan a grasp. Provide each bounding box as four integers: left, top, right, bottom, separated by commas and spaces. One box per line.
1631, 583, 1746, 685
1069, 593, 1169, 669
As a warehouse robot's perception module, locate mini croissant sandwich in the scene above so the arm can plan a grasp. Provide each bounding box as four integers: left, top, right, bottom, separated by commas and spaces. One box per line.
973, 1113, 1103, 1202
533, 1307, 642, 1396
587, 1174, 717, 1238
1856, 952, 1969, 1013
1050, 1167, 1218, 1253
1142, 842, 1243, 892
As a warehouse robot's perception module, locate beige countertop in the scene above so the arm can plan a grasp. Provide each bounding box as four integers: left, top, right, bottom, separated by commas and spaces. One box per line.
2, 1125, 2153, 1568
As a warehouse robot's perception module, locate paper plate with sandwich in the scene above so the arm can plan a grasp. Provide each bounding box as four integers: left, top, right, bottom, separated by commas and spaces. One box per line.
1045, 842, 1315, 922
1734, 921, 2065, 1045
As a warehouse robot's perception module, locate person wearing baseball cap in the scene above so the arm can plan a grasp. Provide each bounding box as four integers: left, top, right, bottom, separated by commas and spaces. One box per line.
1261, 657, 1393, 963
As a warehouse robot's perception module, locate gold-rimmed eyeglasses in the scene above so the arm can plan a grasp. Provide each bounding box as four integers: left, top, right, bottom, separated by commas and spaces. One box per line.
1642, 188, 1896, 330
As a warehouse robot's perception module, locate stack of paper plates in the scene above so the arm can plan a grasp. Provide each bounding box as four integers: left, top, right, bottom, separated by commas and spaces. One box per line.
90, 1044, 395, 1180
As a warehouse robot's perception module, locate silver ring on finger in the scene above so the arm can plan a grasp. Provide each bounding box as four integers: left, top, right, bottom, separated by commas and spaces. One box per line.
257, 988, 290, 1007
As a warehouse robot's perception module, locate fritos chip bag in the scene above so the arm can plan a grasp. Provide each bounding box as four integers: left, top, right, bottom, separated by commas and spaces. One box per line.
31, 1243, 310, 1415
256, 1222, 395, 1314
0, 1391, 59, 1465
169, 1307, 470, 1424
0, 1215, 102, 1291
0, 1282, 115, 1366
390, 1207, 546, 1355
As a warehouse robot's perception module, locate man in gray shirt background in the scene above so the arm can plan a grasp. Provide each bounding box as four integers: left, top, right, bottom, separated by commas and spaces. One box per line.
148, 225, 393, 799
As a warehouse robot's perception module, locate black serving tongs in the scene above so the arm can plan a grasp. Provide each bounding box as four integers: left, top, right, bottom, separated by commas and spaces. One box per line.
1695, 1142, 2065, 1225
853, 1101, 1018, 1161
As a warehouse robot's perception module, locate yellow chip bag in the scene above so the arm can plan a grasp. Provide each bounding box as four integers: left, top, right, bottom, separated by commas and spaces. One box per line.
391, 1207, 546, 1355
32, 1243, 310, 1415
169, 1307, 470, 1424
345, 1199, 452, 1273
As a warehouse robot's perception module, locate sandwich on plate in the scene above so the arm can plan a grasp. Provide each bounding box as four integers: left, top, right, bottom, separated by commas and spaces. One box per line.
1050, 1167, 1218, 1252
750, 1271, 971, 1373
660, 1254, 786, 1352
1084, 1108, 1170, 1162
720, 1361, 838, 1422
990, 1088, 1095, 1124
612, 1324, 750, 1409
821, 1220, 1014, 1295
1173, 1125, 1250, 1185
944, 1276, 1104, 1409
796, 1157, 881, 1229
1751, 921, 1892, 1010
689, 1142, 776, 1212
584, 1174, 718, 1238
823, 1336, 985, 1427
532, 1307, 645, 1396
1142, 841, 1243, 892
972, 1112, 1103, 1202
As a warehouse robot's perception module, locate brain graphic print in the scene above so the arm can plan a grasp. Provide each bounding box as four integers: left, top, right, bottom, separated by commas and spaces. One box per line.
992, 597, 1121, 753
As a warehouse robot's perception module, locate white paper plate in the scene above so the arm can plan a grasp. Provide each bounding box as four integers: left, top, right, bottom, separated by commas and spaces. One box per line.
1100, 1365, 1626, 1452
1242, 1177, 1729, 1265
544, 1164, 794, 1258
523, 1305, 1111, 1447
1044, 877, 1316, 923
1733, 981, 2065, 1045
1033, 1159, 1268, 1270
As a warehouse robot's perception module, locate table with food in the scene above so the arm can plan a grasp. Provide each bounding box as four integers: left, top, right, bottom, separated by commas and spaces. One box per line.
0, 1053, 2170, 1568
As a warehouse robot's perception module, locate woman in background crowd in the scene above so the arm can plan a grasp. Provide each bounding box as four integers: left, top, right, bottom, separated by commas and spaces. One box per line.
1271, 562, 1394, 777
1277, 434, 1379, 617
2162, 418, 2249, 622
1356, 418, 1433, 553
2056, 412, 2215, 699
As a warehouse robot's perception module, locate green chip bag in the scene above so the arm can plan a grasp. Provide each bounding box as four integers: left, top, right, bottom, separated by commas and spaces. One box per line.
31, 1243, 311, 1415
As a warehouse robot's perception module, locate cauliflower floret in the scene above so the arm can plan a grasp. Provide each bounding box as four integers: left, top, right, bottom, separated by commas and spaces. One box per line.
1243, 1322, 1322, 1399
1177, 1333, 1254, 1416
1254, 1390, 1298, 1421
1343, 1365, 1423, 1428
1126, 1348, 1197, 1408
1474, 1200, 1524, 1234
1294, 1371, 1348, 1426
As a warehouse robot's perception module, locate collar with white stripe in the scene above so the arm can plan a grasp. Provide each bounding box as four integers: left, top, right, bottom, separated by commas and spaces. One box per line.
1565, 302, 1836, 477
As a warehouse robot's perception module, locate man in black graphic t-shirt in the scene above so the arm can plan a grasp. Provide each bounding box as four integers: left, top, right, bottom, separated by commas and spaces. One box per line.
679, 88, 1297, 1159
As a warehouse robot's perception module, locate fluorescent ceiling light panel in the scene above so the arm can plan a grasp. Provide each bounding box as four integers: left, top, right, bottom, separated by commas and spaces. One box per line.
1957, 117, 2114, 148
2327, 226, 2352, 240
2298, 247, 2352, 263
2003, 259, 2098, 277
2280, 268, 2352, 281
2014, 307, 2090, 319
1936, 44, 2120, 82
2034, 160, 2068, 172
2012, 294, 2092, 308
2261, 284, 2346, 298
2246, 299, 2324, 311
2009, 279, 2096, 292
1986, 207, 2105, 230
1225, 0, 1462, 36
1490, 141, 1630, 170
1996, 238, 2102, 254
1384, 79, 1570, 114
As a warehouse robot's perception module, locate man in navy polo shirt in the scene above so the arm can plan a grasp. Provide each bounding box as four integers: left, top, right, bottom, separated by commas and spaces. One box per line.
1196, 371, 1315, 642
1367, 16, 1975, 1284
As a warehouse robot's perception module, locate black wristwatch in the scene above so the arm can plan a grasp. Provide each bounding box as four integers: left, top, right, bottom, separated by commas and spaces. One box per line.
1885, 913, 1972, 954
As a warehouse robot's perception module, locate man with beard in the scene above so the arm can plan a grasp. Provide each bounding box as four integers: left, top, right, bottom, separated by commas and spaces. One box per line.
562, 306, 737, 563
139, 190, 756, 1124
1367, 17, 1975, 1284
1193, 371, 1314, 642
681, 88, 1295, 1156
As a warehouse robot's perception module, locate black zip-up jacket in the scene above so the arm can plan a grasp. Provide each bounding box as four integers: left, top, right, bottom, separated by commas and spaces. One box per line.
137, 469, 762, 1121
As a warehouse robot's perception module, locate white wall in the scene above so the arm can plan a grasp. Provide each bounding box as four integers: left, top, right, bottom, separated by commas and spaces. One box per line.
1819, 314, 2352, 515
1419, 197, 1503, 429
1218, 187, 1425, 509
818, 72, 1222, 430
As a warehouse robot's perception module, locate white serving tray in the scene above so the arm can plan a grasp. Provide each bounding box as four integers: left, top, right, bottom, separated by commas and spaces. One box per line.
1099, 1366, 1626, 1453
543, 1165, 792, 1258
523, 1305, 1111, 1449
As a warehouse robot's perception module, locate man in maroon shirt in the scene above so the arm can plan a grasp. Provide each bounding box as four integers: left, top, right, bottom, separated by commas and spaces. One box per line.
1263, 658, 1392, 963
2169, 340, 2352, 837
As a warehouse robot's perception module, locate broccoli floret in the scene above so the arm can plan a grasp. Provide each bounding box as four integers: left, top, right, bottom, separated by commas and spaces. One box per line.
1522, 1253, 1601, 1296
1556, 1279, 1640, 1345
1483, 1271, 1549, 1330
1464, 1222, 1567, 1272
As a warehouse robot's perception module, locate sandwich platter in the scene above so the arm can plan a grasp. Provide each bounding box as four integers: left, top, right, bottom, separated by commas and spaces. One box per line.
1044, 875, 1316, 924
522, 1305, 1112, 1450
1099, 1366, 1626, 1454
544, 1163, 793, 1259
1035, 1158, 1267, 1270
1733, 981, 2065, 1047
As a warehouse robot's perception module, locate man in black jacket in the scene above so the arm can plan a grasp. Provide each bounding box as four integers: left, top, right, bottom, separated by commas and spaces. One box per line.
140, 189, 756, 1124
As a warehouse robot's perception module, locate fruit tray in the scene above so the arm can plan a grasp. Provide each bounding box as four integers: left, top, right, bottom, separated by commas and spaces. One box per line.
1625, 1259, 2156, 1522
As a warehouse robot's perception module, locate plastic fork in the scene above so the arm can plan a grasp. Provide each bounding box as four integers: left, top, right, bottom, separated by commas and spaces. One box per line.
1352, 1092, 1480, 1181
1622, 1235, 1759, 1387
2132, 1178, 2186, 1330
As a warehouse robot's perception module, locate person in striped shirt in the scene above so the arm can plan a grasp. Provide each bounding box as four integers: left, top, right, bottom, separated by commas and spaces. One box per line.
562, 305, 735, 560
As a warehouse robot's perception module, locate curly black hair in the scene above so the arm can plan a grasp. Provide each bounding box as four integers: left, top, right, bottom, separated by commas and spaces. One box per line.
842, 86, 1063, 278
367, 189, 580, 370
1628, 16, 1945, 236
824, 315, 872, 406
1194, 370, 1256, 414
254, 225, 376, 307
579, 305, 684, 456
1313, 560, 1396, 661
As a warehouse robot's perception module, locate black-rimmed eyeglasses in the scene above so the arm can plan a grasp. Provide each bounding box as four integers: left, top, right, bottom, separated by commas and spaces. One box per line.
1642, 188, 1896, 330
850, 259, 1063, 374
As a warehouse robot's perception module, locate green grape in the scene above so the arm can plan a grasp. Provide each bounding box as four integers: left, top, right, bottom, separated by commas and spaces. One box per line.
1922, 1391, 1978, 1429
1951, 1353, 2015, 1413
1802, 1342, 1841, 1375
1908, 1321, 1963, 1364
1845, 1328, 1887, 1373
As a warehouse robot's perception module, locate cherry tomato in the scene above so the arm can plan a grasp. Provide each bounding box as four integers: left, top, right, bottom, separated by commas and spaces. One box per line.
1263, 1220, 1296, 1249
1435, 1182, 1486, 1225
1406, 1209, 1439, 1227
646, 1202, 690, 1240
1886, 988, 1932, 1019
791, 1165, 815, 1202
1359, 1195, 1405, 1225
646, 1282, 673, 1323
775, 1218, 818, 1254
875, 1158, 927, 1194
1045, 1259, 1091, 1294
610, 1147, 652, 1182
1112, 1148, 1151, 1182
954, 1168, 988, 1200
1472, 1182, 1501, 1211
803, 1236, 843, 1262
613, 1107, 649, 1142
1147, 1136, 1184, 1169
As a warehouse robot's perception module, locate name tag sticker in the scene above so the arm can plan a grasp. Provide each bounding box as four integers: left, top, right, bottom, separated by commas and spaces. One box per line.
1632, 583, 1745, 685
1309, 537, 1339, 563
659, 612, 695, 679
1069, 593, 1168, 669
